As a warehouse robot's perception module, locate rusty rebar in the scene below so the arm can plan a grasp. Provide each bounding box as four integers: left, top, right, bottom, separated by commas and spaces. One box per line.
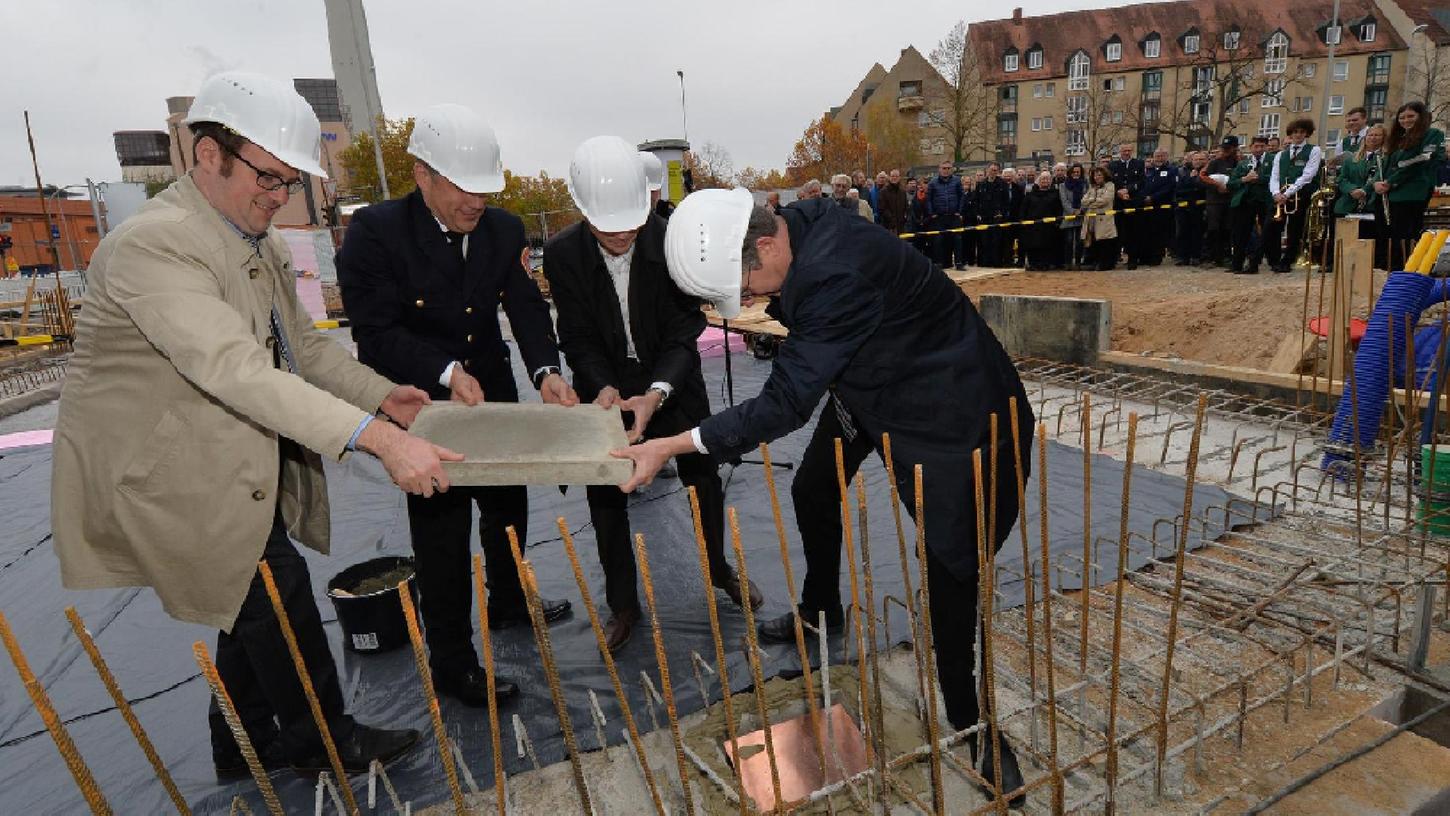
557, 519, 666, 814
1103, 414, 1139, 815
881, 434, 928, 716
974, 447, 1006, 814
1037, 425, 1065, 815
472, 554, 508, 816
635, 533, 696, 816
397, 570, 468, 816
687, 486, 748, 814
1007, 398, 1038, 749
1154, 393, 1207, 798
727, 508, 785, 810
193, 641, 282, 816
257, 562, 360, 815
834, 438, 870, 732
64, 607, 188, 815
913, 464, 946, 814
854, 472, 889, 811
1079, 393, 1093, 699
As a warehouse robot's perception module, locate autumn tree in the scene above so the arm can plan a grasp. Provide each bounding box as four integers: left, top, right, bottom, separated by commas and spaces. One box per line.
735, 166, 790, 190
1151, 30, 1312, 150
339, 116, 417, 203
927, 21, 995, 162
785, 117, 871, 186
691, 143, 736, 189
490, 170, 580, 242
862, 102, 920, 172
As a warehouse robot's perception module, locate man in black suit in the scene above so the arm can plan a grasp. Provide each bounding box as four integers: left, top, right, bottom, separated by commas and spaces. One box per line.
543, 136, 762, 651
1109, 143, 1147, 268
615, 189, 1033, 805
337, 104, 574, 707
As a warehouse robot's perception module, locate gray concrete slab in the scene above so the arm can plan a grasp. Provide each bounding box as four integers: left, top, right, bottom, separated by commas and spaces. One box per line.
979, 294, 1111, 365
409, 402, 634, 486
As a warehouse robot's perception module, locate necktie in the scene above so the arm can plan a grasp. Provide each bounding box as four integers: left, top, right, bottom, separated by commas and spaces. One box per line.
445, 231, 465, 265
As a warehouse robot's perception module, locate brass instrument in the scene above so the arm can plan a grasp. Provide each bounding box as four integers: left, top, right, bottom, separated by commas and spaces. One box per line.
1274, 190, 1301, 222
1296, 165, 1338, 270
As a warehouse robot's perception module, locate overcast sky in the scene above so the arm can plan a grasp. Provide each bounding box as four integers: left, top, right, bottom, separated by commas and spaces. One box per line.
2, 0, 1122, 188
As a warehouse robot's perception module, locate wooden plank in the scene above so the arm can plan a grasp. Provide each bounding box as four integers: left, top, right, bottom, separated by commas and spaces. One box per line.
1267, 331, 1318, 375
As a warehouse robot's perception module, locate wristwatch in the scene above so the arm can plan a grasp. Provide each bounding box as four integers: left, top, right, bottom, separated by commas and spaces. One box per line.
646, 385, 669, 405
532, 366, 561, 390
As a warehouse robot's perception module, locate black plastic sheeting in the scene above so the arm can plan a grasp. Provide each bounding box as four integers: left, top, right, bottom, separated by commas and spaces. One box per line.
0, 349, 1251, 814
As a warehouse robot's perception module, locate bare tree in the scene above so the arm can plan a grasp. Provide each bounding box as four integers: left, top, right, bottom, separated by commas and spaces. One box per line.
1407, 43, 1450, 129
927, 21, 996, 162
691, 142, 735, 189
1064, 82, 1142, 160
1151, 30, 1311, 149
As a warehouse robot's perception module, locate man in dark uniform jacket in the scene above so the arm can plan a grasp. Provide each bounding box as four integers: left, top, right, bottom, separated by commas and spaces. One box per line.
543, 136, 761, 653
617, 189, 1033, 805
1108, 143, 1146, 268
337, 104, 574, 707
975, 163, 1012, 267
1139, 148, 1178, 266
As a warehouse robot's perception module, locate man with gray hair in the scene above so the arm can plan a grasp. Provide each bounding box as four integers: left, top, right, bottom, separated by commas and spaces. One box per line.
799, 179, 823, 200
618, 189, 1033, 805
830, 173, 855, 211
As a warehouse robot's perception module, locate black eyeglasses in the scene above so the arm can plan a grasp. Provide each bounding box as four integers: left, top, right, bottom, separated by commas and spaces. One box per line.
220, 143, 306, 194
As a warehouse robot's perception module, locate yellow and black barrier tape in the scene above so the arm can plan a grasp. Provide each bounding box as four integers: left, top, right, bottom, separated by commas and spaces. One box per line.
0, 334, 71, 348
313, 318, 350, 330
898, 198, 1206, 239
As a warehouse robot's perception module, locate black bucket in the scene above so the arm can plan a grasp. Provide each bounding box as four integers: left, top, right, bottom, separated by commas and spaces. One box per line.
326, 556, 420, 654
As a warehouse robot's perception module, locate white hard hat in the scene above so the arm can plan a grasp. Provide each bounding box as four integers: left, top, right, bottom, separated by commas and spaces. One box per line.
664, 188, 755, 319
639, 151, 664, 192
568, 136, 649, 233
184, 71, 327, 178
407, 104, 505, 194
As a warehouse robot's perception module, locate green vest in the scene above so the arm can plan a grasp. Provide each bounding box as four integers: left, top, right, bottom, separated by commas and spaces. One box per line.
1275, 144, 1318, 195
1340, 131, 1364, 157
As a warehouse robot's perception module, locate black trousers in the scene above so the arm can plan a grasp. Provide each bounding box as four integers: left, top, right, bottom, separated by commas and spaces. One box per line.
1115, 206, 1141, 263
931, 214, 962, 268
1175, 205, 1205, 262
1389, 198, 1431, 270
978, 222, 1004, 267
1264, 192, 1308, 269
1203, 203, 1230, 264
791, 399, 1025, 732
1231, 202, 1273, 271
407, 483, 527, 674
585, 363, 729, 614
211, 514, 350, 764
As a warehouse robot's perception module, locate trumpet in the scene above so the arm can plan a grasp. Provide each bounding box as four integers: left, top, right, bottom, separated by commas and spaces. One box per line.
1274, 191, 1301, 222
1297, 168, 1338, 270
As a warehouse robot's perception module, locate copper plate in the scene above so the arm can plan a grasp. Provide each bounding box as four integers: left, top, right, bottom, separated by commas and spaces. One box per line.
723, 703, 871, 811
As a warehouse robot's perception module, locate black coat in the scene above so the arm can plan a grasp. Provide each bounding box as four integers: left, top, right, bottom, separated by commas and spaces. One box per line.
1020, 186, 1064, 252
1109, 157, 1146, 201
336, 190, 561, 402
541, 215, 710, 432
975, 178, 1011, 221
1141, 162, 1178, 205
698, 198, 1031, 574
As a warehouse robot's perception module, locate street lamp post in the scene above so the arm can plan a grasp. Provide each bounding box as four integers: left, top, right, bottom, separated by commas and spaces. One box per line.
677, 70, 689, 143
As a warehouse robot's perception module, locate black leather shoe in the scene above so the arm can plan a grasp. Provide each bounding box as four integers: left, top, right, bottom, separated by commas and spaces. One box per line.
972, 732, 1026, 809
604, 607, 640, 654
757, 604, 844, 644
715, 570, 764, 611
434, 665, 519, 707
489, 597, 572, 630
290, 723, 420, 775
215, 739, 287, 781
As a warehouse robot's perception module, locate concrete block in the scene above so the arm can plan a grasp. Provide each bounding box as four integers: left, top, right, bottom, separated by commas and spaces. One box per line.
978, 294, 1111, 365
409, 403, 633, 486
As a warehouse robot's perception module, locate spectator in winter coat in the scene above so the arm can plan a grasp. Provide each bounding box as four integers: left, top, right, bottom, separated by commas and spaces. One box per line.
1173, 151, 1209, 265
876, 169, 908, 234
1139, 148, 1178, 265
926, 160, 965, 269
871, 171, 888, 219
974, 163, 1011, 267
1021, 172, 1064, 270
1081, 166, 1119, 270
831, 174, 856, 212
846, 188, 873, 219
1059, 163, 1087, 268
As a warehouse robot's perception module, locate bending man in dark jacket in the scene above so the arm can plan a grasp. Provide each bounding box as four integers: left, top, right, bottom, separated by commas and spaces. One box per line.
615, 190, 1033, 805
544, 136, 762, 653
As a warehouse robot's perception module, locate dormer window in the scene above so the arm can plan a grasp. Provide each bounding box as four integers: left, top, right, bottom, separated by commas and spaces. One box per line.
1004, 47, 1019, 72
1224, 28, 1242, 50
1026, 44, 1044, 69
1105, 36, 1123, 62
1264, 31, 1288, 74
1183, 29, 1201, 54
1068, 50, 1091, 91
1144, 33, 1161, 59
1325, 24, 1342, 45
1359, 21, 1376, 41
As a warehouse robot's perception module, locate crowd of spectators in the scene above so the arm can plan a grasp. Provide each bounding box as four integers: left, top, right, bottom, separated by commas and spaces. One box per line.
781, 101, 1447, 276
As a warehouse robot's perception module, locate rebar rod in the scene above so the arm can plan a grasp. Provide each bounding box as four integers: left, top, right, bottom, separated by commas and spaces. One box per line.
1103, 414, 1138, 815
193, 641, 283, 816
1035, 425, 1065, 815
913, 464, 945, 815
471, 554, 508, 816
974, 446, 1007, 814
853, 473, 890, 812
726, 508, 784, 810
635, 533, 696, 816
397, 569, 468, 816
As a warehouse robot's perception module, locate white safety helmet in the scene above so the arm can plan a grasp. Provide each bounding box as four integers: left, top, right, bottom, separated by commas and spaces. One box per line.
568, 136, 650, 233
639, 151, 665, 192
663, 188, 755, 319
407, 103, 505, 194
184, 71, 328, 178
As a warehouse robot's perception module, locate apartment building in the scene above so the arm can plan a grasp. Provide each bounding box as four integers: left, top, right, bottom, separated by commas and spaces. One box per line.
827, 46, 954, 164
970, 0, 1407, 164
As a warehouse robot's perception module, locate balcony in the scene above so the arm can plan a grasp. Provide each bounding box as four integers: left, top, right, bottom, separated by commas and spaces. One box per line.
999, 98, 1018, 115
897, 94, 925, 112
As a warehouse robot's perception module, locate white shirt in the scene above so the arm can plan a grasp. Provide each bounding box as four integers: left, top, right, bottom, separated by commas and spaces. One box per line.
596, 240, 674, 401
1337, 127, 1369, 157
1269, 143, 1323, 199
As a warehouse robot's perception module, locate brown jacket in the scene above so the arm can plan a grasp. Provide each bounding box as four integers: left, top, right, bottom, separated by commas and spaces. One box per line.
51, 175, 396, 630
1079, 181, 1118, 242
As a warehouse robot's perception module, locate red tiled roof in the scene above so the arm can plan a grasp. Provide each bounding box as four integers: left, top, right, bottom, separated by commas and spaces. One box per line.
1393, 0, 1450, 45
970, 0, 1403, 84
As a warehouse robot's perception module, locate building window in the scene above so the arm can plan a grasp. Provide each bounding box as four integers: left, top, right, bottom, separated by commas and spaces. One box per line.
1333, 60, 1349, 81
1143, 70, 1163, 94
899, 80, 922, 97
1184, 33, 1200, 53
1259, 113, 1281, 137
1005, 52, 1019, 72
1145, 35, 1161, 58
917, 110, 930, 127
1027, 46, 1044, 69
1367, 53, 1391, 85
1140, 100, 1161, 125
1043, 116, 1054, 130
1326, 25, 1341, 46
1224, 29, 1241, 50
1326, 128, 1341, 148
1066, 94, 1088, 124
1069, 52, 1090, 91
1194, 65, 1215, 95
1263, 79, 1284, 107
999, 118, 1017, 139
1066, 129, 1087, 156
1366, 87, 1388, 121
1138, 135, 1159, 156
1032, 83, 1042, 98
1106, 42, 1122, 62
1264, 32, 1288, 75
1031, 117, 1042, 132
1239, 98, 1251, 113
1045, 83, 1055, 97
1302, 96, 1313, 112
1329, 94, 1345, 114
1359, 22, 1376, 42
1304, 62, 1317, 78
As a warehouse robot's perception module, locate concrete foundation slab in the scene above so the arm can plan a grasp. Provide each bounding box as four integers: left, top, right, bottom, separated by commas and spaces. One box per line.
979, 293, 1110, 365
409, 402, 633, 486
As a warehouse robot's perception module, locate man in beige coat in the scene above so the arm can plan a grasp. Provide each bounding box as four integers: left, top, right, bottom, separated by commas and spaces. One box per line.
51, 72, 456, 778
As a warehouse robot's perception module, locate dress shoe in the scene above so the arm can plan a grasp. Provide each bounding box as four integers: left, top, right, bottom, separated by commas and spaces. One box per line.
757, 604, 844, 644
214, 739, 287, 781
489, 596, 572, 630
971, 731, 1027, 809
603, 607, 640, 654
434, 665, 519, 707
290, 722, 420, 775
715, 570, 764, 611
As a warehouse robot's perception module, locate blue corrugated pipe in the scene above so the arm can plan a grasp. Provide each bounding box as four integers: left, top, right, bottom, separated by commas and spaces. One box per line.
1322, 272, 1438, 476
